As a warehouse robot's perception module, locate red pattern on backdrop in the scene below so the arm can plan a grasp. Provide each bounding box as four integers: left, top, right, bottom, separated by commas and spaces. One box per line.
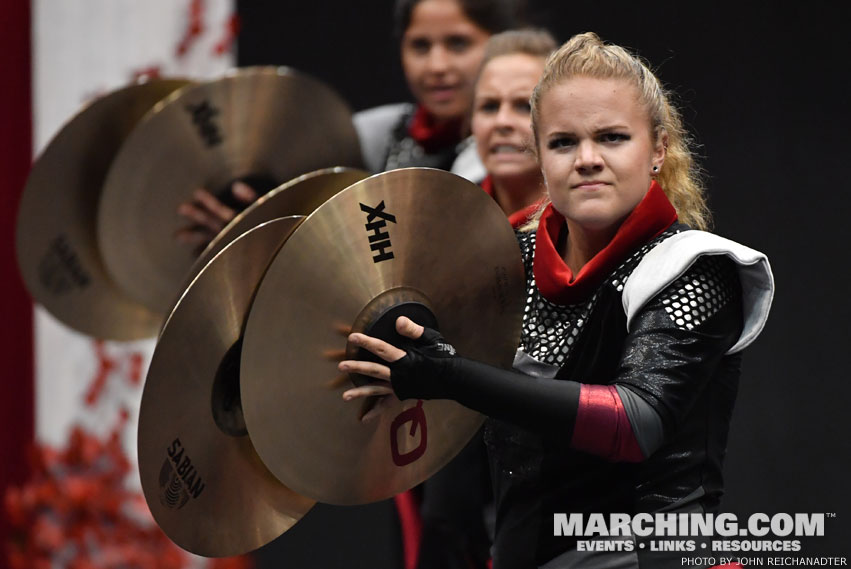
176, 0, 206, 57
5, 341, 253, 567
213, 14, 240, 56
4, 341, 255, 567
84, 341, 144, 407
3, 0, 242, 565
176, 0, 240, 58
5, 422, 253, 569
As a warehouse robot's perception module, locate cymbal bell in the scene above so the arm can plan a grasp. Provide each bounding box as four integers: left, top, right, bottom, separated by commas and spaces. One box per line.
182, 167, 368, 290
138, 216, 314, 556
240, 168, 526, 505
15, 79, 191, 340
97, 66, 364, 316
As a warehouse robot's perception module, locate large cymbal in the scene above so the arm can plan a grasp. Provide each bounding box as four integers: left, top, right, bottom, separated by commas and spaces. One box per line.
98, 66, 364, 315
240, 168, 526, 505
15, 79, 191, 340
138, 216, 314, 557
183, 167, 368, 289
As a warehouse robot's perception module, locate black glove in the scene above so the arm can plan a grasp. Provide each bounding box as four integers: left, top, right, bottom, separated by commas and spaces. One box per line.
388, 327, 581, 434
388, 327, 459, 401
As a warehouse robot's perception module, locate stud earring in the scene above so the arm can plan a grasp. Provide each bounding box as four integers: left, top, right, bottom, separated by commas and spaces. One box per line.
652, 166, 659, 173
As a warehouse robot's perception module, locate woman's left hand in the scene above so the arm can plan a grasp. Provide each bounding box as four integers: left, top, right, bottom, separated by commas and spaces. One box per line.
339, 317, 425, 412
174, 181, 258, 252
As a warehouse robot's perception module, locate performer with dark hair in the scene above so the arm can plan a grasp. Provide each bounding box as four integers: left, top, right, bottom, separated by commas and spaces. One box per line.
340, 32, 774, 569
355, 0, 523, 177
174, 0, 522, 255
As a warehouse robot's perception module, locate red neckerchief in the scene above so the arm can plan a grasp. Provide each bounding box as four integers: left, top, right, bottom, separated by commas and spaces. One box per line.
533, 181, 677, 305
407, 105, 464, 153
481, 175, 543, 229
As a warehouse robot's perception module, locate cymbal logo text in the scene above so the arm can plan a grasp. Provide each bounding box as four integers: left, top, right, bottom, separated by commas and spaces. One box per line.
390, 400, 428, 466
158, 438, 206, 510
38, 234, 91, 294
185, 100, 223, 147
360, 201, 396, 263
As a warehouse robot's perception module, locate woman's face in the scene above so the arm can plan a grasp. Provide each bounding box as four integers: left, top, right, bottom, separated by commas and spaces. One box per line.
472, 53, 545, 183
401, 0, 490, 121
537, 76, 666, 232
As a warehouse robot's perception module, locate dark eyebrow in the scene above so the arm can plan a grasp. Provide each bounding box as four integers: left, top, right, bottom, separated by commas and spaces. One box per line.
593, 124, 630, 134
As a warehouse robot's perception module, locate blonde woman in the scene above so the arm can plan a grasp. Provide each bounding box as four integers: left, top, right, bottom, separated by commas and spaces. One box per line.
342, 32, 773, 568
471, 28, 556, 227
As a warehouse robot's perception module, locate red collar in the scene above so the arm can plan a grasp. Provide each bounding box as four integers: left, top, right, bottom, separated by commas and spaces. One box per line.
481, 175, 544, 229
533, 181, 677, 304
407, 105, 463, 153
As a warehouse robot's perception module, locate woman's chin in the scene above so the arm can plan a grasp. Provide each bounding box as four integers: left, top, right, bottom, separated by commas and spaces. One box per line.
489, 164, 540, 184
564, 208, 625, 234
422, 98, 465, 122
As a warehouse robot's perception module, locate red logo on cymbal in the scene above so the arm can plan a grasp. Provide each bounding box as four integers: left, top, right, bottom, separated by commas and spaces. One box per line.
390, 400, 427, 466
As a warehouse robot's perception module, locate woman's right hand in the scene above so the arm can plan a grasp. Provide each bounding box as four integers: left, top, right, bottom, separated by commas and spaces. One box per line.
174, 181, 258, 253
339, 317, 429, 422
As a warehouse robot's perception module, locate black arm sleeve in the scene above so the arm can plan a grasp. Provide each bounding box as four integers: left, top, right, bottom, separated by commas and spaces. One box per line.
389, 328, 581, 435
389, 255, 744, 441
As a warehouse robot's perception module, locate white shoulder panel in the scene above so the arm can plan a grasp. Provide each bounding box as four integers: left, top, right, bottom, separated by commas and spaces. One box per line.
622, 231, 774, 354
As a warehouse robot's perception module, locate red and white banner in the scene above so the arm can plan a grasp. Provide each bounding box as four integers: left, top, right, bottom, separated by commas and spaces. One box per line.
32, 0, 235, 459
5, 1, 247, 567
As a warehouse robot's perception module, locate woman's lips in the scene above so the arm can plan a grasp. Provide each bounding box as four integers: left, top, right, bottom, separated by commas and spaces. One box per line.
572, 181, 609, 191
490, 144, 524, 154
425, 85, 458, 102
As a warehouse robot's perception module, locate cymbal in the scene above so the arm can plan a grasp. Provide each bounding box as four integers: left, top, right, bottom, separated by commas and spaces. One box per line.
15, 79, 191, 340
240, 168, 526, 505
183, 167, 368, 289
97, 66, 364, 315
138, 216, 314, 557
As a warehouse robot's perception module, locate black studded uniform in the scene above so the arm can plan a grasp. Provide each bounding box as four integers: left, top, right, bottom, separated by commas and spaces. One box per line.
484, 222, 745, 568
385, 173, 772, 569
353, 103, 484, 180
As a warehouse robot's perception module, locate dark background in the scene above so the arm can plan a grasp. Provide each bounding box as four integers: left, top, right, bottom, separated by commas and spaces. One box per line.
237, 1, 850, 565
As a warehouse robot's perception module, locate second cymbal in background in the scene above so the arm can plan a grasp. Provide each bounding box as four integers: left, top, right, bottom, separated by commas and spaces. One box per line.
182, 166, 368, 289
98, 66, 364, 315
15, 79, 190, 340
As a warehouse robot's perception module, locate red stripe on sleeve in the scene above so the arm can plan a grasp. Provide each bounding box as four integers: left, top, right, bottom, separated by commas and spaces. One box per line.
570, 384, 644, 462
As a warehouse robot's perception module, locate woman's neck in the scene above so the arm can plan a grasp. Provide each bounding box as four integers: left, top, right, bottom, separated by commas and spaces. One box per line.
418, 106, 470, 136
491, 172, 544, 217
561, 220, 619, 278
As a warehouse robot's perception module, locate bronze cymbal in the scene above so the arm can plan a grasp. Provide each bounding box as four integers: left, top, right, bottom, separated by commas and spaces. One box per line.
15, 79, 191, 340
97, 66, 364, 315
183, 167, 368, 289
240, 168, 526, 506
138, 216, 314, 557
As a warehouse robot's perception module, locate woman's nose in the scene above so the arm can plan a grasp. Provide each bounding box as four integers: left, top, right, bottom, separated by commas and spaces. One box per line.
575, 140, 603, 171
425, 46, 450, 73
494, 104, 515, 130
